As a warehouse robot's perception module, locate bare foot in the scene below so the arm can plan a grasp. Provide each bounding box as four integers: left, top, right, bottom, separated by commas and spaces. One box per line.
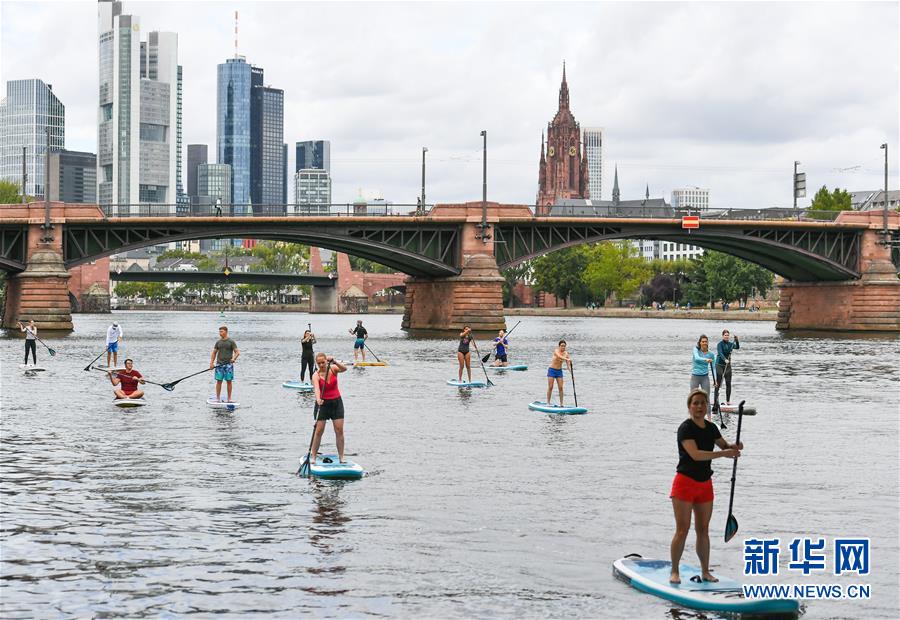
669, 572, 681, 584
702, 573, 718, 582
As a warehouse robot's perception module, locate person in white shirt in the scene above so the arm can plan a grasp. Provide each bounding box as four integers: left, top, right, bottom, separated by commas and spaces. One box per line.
106, 322, 123, 367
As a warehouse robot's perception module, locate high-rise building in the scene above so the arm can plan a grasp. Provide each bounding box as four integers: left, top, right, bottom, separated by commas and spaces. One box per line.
198, 163, 231, 205
295, 140, 330, 173
49, 150, 97, 203
217, 57, 251, 209
186, 144, 207, 199
98, 1, 181, 210
282, 143, 288, 204
0, 79, 64, 199
536, 64, 589, 215
671, 187, 710, 212
250, 84, 284, 208
583, 127, 602, 200
294, 168, 331, 214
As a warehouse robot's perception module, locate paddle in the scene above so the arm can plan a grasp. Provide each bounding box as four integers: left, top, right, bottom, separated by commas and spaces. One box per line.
84, 348, 108, 371
481, 320, 522, 363
90, 366, 168, 389
470, 339, 494, 387
18, 322, 56, 356
158, 364, 227, 392
715, 356, 732, 429
363, 342, 382, 363
299, 361, 331, 477
569, 359, 579, 407
724, 400, 746, 543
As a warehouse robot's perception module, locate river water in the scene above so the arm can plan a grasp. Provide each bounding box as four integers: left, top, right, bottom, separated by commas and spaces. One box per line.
1, 312, 898, 619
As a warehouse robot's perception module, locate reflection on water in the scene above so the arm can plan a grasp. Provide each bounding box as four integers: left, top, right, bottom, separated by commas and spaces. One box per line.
1, 313, 897, 618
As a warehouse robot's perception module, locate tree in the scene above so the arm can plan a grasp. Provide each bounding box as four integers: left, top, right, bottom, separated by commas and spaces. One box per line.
501, 261, 532, 307
681, 251, 774, 307
530, 247, 589, 307
641, 273, 681, 305
348, 256, 395, 274
0, 180, 26, 204
582, 242, 651, 305
157, 249, 205, 261
807, 185, 852, 221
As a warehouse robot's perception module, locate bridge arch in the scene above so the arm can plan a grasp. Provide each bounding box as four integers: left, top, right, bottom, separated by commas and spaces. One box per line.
494, 222, 861, 281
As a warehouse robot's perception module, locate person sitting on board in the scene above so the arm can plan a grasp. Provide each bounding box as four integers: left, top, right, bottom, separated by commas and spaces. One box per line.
669, 388, 742, 585
209, 326, 240, 402
300, 329, 316, 382
109, 359, 145, 400
546, 340, 573, 406
690, 335, 716, 417
457, 326, 474, 382
310, 353, 348, 465
490, 328, 510, 367
17, 319, 38, 366
348, 320, 368, 363
714, 330, 740, 405
106, 322, 123, 368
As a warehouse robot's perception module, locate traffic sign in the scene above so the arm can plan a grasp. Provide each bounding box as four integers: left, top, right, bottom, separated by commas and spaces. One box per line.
681, 216, 700, 229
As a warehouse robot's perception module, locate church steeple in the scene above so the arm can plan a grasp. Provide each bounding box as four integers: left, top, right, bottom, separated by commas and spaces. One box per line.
646, 184, 650, 200
612, 165, 620, 204
558, 61, 569, 110
540, 132, 546, 164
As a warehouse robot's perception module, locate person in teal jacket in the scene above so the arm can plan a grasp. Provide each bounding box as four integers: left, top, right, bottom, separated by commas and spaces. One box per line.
690, 335, 716, 401
714, 330, 740, 404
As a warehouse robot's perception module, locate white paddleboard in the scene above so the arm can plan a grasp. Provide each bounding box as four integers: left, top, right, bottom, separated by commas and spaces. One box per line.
207, 397, 240, 410
718, 403, 757, 415
446, 379, 487, 388
528, 401, 588, 414
488, 364, 528, 371
283, 380, 314, 391
114, 398, 146, 408
613, 555, 799, 615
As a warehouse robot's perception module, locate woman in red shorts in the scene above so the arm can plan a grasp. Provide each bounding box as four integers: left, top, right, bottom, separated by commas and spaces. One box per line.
669, 387, 742, 584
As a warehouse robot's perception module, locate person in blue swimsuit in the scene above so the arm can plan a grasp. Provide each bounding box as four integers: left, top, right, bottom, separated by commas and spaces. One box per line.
348, 320, 368, 363
546, 340, 573, 406
490, 328, 510, 367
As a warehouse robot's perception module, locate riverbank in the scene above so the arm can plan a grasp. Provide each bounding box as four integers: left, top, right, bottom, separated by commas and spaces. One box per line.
113, 303, 405, 313
505, 306, 777, 321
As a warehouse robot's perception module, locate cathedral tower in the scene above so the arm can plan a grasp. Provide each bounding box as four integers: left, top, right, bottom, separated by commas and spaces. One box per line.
536, 63, 589, 215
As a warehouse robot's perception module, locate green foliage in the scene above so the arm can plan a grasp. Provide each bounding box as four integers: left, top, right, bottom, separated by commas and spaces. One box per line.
808, 185, 852, 220
681, 251, 774, 307
348, 256, 395, 274
501, 261, 532, 307
530, 246, 589, 307
0, 180, 26, 204
114, 281, 169, 301
157, 249, 205, 261
249, 241, 309, 273
582, 242, 651, 305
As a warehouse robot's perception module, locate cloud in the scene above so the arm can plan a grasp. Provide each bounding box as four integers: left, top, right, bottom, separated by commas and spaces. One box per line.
1, 0, 896, 208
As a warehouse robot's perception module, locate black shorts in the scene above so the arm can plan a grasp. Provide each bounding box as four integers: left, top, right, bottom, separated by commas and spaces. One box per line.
316, 397, 345, 421
496, 353, 508, 362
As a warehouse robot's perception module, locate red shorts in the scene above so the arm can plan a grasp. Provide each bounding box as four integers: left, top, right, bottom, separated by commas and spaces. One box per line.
670, 473, 714, 503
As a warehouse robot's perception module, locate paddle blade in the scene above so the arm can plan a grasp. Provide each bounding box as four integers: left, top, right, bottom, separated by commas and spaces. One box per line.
161, 384, 175, 392
724, 514, 739, 542
481, 353, 491, 363
298, 454, 311, 478
48, 349, 57, 356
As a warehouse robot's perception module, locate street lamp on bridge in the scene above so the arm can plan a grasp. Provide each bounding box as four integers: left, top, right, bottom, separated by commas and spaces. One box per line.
419, 147, 428, 216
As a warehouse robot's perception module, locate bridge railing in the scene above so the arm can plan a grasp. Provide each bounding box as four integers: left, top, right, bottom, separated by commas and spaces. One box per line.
100, 203, 429, 218
544, 204, 855, 222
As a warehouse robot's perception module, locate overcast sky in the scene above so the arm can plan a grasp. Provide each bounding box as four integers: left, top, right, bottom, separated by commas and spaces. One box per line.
2, 0, 897, 208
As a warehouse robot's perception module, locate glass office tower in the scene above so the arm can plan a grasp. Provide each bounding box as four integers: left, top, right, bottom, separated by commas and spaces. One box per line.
217, 57, 251, 210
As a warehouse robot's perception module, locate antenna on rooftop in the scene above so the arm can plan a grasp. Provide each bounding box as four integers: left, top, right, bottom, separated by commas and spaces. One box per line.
234, 10, 239, 58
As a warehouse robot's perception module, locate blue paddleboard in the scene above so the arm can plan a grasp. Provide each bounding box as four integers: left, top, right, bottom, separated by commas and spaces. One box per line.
488, 364, 528, 371
447, 379, 487, 388
528, 401, 588, 414
613, 556, 800, 615
283, 380, 313, 391
309, 454, 364, 480
207, 397, 239, 411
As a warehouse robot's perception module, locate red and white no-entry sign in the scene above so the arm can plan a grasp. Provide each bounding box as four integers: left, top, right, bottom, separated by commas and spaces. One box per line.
681, 216, 700, 229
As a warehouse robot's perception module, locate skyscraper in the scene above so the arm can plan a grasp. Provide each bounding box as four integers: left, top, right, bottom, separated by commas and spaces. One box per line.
583, 127, 602, 200
0, 79, 64, 198
250, 83, 284, 208
186, 144, 207, 199
49, 150, 97, 203
282, 143, 288, 204
217, 57, 251, 208
98, 0, 181, 209
295, 140, 330, 173
536, 64, 589, 214
294, 169, 331, 214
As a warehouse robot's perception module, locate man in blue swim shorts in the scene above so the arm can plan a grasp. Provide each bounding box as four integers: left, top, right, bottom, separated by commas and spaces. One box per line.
546, 340, 573, 406
209, 326, 240, 403
348, 320, 368, 363
105, 322, 123, 368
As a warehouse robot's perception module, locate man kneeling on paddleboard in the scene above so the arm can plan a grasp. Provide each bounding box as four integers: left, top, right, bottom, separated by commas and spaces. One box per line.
108, 359, 145, 400
670, 388, 742, 585
310, 353, 348, 465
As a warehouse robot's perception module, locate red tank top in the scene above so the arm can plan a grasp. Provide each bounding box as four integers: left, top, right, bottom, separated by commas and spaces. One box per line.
318, 371, 341, 400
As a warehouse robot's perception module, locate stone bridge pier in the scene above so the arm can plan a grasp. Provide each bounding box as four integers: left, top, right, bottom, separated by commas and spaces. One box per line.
776, 211, 900, 332
401, 202, 509, 334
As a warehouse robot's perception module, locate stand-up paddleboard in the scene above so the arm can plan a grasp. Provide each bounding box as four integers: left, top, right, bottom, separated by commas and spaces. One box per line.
283, 380, 314, 391
353, 361, 388, 367
488, 364, 528, 371
718, 402, 757, 415
19, 364, 47, 372
447, 379, 487, 388
114, 398, 146, 408
309, 454, 364, 480
528, 401, 588, 414
207, 397, 240, 411
95, 365, 126, 372
613, 555, 800, 615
